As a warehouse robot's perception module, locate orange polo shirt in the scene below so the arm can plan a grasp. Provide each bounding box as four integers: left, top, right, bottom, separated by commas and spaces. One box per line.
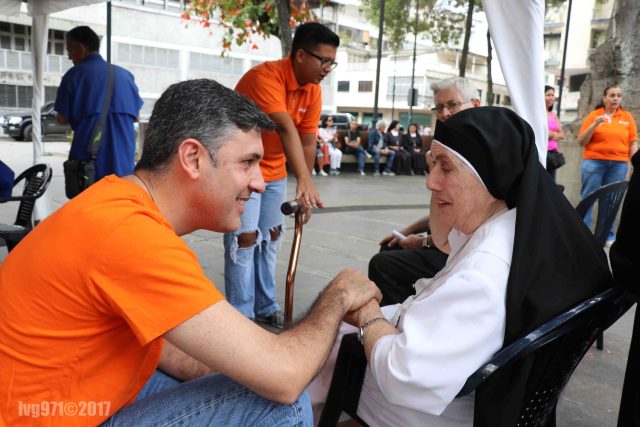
0, 176, 223, 426
235, 57, 322, 182
580, 107, 638, 161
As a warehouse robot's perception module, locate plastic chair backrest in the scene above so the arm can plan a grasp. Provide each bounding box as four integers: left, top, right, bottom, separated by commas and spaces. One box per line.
457, 287, 635, 426
4, 164, 53, 228
575, 181, 628, 247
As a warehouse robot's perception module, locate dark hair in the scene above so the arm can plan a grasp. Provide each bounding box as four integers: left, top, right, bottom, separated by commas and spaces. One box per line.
290, 22, 339, 57
544, 85, 555, 112
594, 84, 621, 110
136, 79, 274, 172
66, 26, 100, 52
387, 120, 400, 133
321, 115, 334, 128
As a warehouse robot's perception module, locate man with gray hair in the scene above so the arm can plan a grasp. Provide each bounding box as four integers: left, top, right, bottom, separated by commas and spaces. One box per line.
369, 76, 480, 305
367, 119, 397, 175
0, 79, 381, 426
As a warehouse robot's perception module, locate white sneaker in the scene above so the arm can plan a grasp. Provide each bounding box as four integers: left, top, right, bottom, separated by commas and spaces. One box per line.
359, 170, 366, 176
319, 170, 328, 176
312, 169, 317, 176
373, 171, 380, 176
382, 170, 396, 176
330, 169, 341, 176
365, 152, 372, 159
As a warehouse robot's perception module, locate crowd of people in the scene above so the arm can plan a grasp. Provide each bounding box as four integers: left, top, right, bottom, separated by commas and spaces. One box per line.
0, 19, 634, 427
312, 117, 433, 177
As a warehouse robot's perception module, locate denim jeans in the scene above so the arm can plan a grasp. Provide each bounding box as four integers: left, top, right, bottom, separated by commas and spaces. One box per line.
344, 145, 367, 172
373, 149, 396, 173
224, 178, 286, 318
580, 159, 628, 240
101, 370, 312, 426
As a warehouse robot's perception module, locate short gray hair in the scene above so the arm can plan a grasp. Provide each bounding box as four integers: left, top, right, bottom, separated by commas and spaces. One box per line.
430, 77, 479, 102
376, 120, 386, 129
136, 79, 274, 172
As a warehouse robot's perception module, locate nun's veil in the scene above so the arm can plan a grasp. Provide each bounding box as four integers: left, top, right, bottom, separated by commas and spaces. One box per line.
433, 107, 612, 426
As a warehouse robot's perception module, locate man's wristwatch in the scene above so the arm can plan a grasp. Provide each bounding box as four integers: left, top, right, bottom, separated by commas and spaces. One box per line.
357, 317, 388, 344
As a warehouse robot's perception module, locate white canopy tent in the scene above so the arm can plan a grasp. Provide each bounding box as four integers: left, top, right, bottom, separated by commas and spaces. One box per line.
0, 0, 546, 220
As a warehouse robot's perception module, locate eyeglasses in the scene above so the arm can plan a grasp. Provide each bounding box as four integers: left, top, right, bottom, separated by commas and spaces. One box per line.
302, 48, 338, 71
431, 100, 467, 114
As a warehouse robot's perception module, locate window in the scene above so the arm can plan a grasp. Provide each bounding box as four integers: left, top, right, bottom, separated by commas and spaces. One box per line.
189, 52, 243, 74
337, 81, 350, 92
590, 29, 606, 49
358, 80, 373, 92
115, 43, 180, 69
0, 23, 31, 52
0, 84, 58, 107
544, 34, 561, 64
47, 29, 65, 55
569, 73, 588, 92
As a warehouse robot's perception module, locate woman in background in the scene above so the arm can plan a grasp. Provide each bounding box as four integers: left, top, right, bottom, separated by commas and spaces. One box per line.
401, 123, 427, 175
577, 85, 638, 246
386, 120, 411, 175
544, 85, 565, 181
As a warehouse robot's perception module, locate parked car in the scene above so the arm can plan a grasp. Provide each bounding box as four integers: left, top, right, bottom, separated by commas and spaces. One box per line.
318, 112, 356, 131
1, 102, 71, 141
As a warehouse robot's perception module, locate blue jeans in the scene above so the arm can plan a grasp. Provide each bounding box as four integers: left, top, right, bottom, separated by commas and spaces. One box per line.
101, 370, 312, 426
344, 145, 367, 172
580, 159, 628, 240
224, 178, 286, 318
373, 149, 396, 173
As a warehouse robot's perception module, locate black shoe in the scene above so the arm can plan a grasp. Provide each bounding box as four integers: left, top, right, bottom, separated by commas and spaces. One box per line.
255, 310, 284, 329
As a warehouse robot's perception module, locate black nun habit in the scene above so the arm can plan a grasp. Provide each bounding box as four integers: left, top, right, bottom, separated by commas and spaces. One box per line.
433, 106, 613, 426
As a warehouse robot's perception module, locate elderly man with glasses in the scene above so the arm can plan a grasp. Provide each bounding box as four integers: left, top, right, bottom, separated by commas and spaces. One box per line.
369, 76, 480, 306
224, 23, 340, 328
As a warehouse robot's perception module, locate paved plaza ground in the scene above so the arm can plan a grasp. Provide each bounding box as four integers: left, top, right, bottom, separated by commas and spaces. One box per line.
0, 137, 635, 426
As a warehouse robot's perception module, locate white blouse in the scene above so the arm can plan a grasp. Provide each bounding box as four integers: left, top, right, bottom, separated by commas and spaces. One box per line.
359, 208, 516, 427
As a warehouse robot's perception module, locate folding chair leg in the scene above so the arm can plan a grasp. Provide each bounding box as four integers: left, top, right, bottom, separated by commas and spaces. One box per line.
596, 331, 604, 350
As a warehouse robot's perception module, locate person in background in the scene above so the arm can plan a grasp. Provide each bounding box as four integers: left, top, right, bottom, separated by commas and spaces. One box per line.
386, 120, 412, 175
369, 76, 480, 305
577, 84, 638, 247
55, 26, 143, 183
401, 123, 427, 175
224, 23, 338, 328
344, 119, 371, 176
317, 115, 343, 176
367, 120, 396, 176
544, 85, 565, 182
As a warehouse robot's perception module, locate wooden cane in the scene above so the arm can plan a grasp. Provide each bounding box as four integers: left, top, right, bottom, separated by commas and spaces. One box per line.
281, 200, 303, 328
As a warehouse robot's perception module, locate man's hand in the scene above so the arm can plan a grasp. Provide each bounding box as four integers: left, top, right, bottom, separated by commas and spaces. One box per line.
296, 176, 324, 224
398, 234, 424, 249
326, 268, 382, 313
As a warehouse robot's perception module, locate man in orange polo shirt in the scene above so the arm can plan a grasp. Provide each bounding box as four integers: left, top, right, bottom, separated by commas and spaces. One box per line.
224, 23, 340, 328
0, 79, 380, 426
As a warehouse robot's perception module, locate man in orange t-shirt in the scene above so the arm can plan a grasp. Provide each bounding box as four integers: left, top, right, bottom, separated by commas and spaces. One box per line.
0, 79, 380, 426
224, 23, 340, 328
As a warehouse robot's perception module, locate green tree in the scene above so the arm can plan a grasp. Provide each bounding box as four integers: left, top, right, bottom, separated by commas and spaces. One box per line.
181, 0, 317, 57
362, 0, 466, 52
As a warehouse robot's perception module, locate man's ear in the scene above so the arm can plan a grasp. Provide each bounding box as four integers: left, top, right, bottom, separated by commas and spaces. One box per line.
292, 47, 304, 65
471, 99, 481, 108
176, 139, 206, 180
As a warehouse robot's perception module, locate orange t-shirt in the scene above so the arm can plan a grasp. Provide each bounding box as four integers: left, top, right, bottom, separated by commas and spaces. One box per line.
235, 57, 322, 182
0, 176, 223, 426
580, 107, 638, 161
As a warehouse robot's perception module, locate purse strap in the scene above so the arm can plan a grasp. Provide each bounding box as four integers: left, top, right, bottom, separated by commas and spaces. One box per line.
88, 64, 116, 161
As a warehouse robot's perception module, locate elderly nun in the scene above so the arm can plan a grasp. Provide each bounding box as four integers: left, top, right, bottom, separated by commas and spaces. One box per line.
310, 107, 612, 427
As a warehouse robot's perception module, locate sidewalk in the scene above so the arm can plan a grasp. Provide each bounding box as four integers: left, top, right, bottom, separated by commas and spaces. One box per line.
0, 136, 634, 426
